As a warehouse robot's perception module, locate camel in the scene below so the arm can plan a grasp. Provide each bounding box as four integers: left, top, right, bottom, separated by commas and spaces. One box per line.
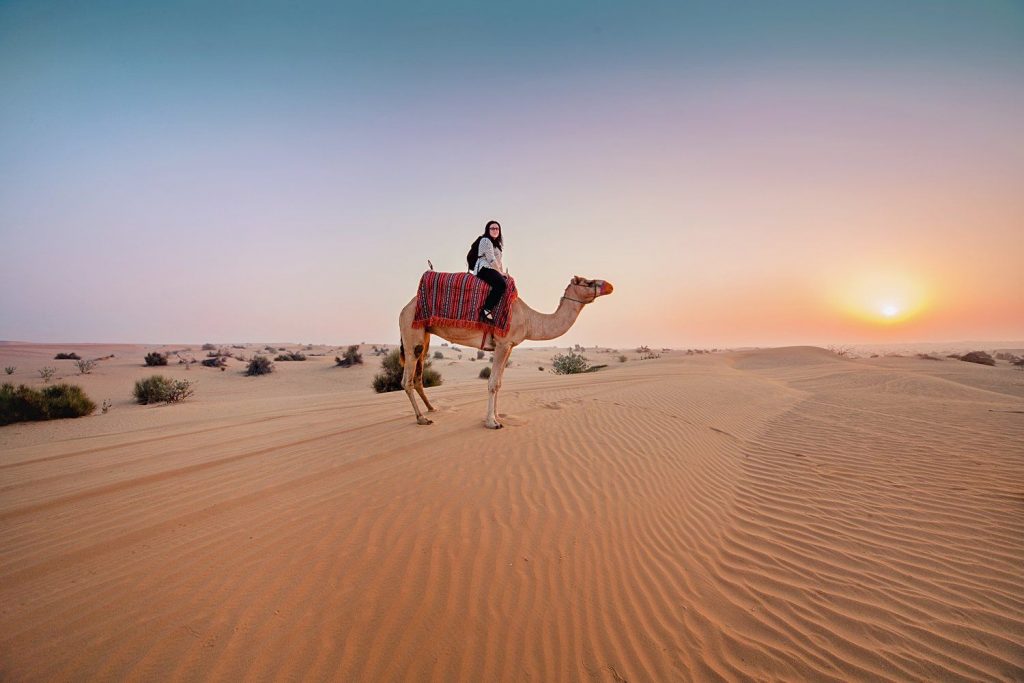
398, 276, 614, 428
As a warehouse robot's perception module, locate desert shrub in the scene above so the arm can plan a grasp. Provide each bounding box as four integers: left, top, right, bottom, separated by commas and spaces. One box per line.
618, 355, 627, 363
539, 366, 544, 371
275, 352, 306, 361
916, 353, 943, 361
246, 356, 274, 375
372, 349, 442, 393
39, 367, 56, 382
1, 383, 96, 425
5, 366, 15, 375
433, 351, 444, 360
479, 366, 491, 379
335, 345, 363, 367
133, 375, 195, 404
54, 352, 81, 360
145, 352, 168, 366
477, 350, 485, 360
960, 351, 995, 366
202, 343, 217, 351
551, 351, 589, 375
76, 359, 96, 374
202, 356, 227, 368
1012, 358, 1024, 371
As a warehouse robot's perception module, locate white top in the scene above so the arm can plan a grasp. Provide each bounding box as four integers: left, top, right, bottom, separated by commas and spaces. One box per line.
473, 237, 504, 275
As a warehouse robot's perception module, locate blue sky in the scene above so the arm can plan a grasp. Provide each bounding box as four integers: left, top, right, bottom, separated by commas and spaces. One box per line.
2, 1, 1022, 346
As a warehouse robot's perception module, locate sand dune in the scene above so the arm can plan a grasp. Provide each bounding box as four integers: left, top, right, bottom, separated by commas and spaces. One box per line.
1, 345, 1022, 680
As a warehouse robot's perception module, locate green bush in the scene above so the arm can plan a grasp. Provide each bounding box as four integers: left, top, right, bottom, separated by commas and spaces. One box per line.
551, 351, 589, 375
246, 356, 274, 376
372, 349, 442, 393
1, 383, 96, 425
960, 351, 996, 366
275, 352, 306, 361
335, 345, 363, 367
144, 352, 169, 367
133, 375, 195, 404
479, 366, 491, 379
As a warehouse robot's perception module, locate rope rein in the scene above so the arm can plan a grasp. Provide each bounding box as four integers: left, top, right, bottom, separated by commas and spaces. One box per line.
560, 284, 599, 305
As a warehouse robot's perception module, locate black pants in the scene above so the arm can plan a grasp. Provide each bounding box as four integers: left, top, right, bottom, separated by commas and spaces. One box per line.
476, 267, 506, 311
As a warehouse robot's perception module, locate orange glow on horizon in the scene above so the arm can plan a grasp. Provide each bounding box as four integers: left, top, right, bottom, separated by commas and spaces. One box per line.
832, 269, 931, 328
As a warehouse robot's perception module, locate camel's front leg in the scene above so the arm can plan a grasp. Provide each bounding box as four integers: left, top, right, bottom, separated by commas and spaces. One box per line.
484, 343, 513, 429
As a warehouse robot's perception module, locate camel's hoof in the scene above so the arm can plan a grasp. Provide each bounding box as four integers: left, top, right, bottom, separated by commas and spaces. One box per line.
417, 417, 434, 425
485, 422, 503, 430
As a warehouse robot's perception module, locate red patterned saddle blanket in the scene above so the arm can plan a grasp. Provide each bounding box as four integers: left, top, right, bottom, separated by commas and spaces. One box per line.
412, 271, 518, 336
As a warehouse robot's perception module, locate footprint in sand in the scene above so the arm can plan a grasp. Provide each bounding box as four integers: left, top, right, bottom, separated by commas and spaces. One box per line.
497, 413, 527, 426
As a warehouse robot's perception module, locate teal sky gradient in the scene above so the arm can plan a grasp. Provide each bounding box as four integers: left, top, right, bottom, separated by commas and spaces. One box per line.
2, 1, 1022, 347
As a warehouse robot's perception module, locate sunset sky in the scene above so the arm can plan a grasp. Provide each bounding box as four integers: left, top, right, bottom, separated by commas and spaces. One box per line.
2, 1, 1022, 348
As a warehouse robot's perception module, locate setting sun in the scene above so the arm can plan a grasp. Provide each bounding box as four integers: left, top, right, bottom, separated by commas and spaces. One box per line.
832, 270, 930, 327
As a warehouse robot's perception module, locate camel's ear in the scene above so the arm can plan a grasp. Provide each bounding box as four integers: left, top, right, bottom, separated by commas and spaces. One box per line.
571, 275, 583, 285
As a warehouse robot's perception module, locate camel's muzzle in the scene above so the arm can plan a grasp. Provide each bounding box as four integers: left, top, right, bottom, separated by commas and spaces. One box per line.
600, 281, 614, 296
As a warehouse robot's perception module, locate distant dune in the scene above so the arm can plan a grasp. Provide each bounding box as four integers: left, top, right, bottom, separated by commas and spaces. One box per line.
1, 343, 1022, 680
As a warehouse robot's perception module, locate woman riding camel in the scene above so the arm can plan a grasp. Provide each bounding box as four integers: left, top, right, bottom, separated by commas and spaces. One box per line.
471, 220, 507, 323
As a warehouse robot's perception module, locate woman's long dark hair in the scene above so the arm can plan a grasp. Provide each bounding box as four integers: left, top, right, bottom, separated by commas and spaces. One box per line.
481, 220, 503, 250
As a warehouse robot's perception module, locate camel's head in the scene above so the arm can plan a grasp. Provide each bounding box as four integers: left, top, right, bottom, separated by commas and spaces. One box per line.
567, 276, 614, 303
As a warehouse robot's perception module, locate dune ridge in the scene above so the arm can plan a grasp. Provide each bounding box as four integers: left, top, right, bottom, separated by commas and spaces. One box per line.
1, 346, 1022, 680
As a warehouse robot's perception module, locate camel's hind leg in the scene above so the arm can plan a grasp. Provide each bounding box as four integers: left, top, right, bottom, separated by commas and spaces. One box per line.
400, 330, 433, 425
413, 332, 436, 413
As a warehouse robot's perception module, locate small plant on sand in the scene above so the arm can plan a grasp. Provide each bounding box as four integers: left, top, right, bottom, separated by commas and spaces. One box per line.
551, 351, 589, 375
433, 351, 444, 360
1, 383, 97, 425
335, 345, 363, 367
246, 355, 274, 376
477, 350, 485, 360
75, 359, 96, 375
960, 351, 996, 367
916, 353, 943, 361
133, 375, 195, 404
201, 356, 227, 368
538, 366, 544, 371
618, 355, 627, 363
145, 352, 169, 366
372, 349, 441, 393
202, 343, 217, 351
274, 351, 306, 361
479, 366, 491, 379
39, 366, 56, 383
102, 399, 112, 414
54, 352, 81, 360
1013, 358, 1024, 371
4, 366, 14, 375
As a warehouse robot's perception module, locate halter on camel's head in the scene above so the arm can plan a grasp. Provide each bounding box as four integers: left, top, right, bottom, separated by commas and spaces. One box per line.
561, 276, 614, 305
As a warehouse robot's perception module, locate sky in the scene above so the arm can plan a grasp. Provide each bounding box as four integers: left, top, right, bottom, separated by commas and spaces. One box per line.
1, 0, 1022, 349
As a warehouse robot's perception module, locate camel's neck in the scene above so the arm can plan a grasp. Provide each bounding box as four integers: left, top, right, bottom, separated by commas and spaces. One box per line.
523, 296, 585, 341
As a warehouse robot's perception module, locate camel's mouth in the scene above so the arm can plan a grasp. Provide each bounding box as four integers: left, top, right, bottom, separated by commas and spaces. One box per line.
600, 281, 614, 296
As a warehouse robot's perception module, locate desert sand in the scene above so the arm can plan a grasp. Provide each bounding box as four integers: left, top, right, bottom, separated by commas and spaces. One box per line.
1, 343, 1022, 681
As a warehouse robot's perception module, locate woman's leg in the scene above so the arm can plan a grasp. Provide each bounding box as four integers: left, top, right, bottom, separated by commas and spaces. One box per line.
477, 267, 507, 313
